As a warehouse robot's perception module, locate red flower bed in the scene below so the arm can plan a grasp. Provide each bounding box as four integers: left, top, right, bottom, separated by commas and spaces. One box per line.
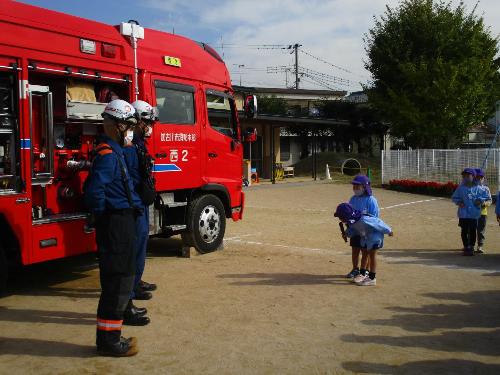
387, 179, 458, 196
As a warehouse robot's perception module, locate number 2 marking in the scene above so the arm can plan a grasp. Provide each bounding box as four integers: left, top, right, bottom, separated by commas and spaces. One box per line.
182, 150, 188, 161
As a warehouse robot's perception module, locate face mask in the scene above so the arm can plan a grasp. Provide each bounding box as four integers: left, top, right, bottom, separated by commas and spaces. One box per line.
354, 189, 364, 196
144, 126, 152, 138
124, 130, 134, 146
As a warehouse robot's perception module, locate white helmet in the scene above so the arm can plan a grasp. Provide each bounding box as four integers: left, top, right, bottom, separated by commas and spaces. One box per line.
132, 100, 159, 122
102, 99, 137, 124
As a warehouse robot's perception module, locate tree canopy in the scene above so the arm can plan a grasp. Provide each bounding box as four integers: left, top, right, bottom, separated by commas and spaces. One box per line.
256, 95, 288, 115
365, 0, 500, 148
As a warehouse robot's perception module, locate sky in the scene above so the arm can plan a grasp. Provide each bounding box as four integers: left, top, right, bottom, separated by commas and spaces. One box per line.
16, 0, 500, 93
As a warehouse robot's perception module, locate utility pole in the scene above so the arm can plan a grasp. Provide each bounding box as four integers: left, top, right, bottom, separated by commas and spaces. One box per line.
293, 43, 302, 89
232, 64, 245, 86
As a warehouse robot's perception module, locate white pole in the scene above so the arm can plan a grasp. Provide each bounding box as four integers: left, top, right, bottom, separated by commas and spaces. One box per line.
131, 35, 139, 101
417, 149, 420, 179
326, 163, 332, 180
381, 150, 385, 184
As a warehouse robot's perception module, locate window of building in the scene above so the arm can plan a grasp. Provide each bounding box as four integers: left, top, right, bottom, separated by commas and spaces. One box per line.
280, 136, 290, 161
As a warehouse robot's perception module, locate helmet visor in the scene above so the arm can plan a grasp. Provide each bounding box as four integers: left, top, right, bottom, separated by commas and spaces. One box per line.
138, 106, 159, 122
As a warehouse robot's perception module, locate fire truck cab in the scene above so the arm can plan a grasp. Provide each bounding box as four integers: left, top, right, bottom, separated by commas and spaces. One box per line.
0, 1, 254, 290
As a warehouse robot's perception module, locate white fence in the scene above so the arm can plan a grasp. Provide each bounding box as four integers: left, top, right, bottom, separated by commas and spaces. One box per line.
381, 148, 500, 192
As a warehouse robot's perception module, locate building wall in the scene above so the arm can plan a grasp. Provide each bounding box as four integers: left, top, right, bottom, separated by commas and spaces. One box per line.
281, 137, 304, 167
240, 118, 280, 179
280, 134, 382, 167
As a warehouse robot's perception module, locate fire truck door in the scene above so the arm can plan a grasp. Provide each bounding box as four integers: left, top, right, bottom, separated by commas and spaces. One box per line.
204, 90, 242, 201
29, 85, 54, 185
152, 79, 202, 190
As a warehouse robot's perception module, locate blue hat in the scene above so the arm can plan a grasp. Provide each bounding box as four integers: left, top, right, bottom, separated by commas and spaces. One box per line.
334, 203, 362, 224
474, 168, 485, 178
351, 175, 372, 196
462, 168, 476, 177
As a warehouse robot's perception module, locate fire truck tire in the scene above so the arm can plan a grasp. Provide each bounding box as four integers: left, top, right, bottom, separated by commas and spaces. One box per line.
0, 243, 7, 295
183, 194, 226, 254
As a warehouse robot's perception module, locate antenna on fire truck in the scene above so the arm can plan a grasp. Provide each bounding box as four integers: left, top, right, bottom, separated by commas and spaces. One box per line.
120, 20, 144, 101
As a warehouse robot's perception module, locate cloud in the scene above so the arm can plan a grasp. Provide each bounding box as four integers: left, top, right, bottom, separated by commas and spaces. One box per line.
142, 0, 500, 92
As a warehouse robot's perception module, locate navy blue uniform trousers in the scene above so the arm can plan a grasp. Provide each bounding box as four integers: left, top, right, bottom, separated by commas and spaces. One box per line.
96, 210, 136, 346
131, 207, 148, 298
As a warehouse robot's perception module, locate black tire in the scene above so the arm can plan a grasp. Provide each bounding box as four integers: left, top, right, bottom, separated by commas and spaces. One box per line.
182, 194, 226, 254
0, 243, 8, 296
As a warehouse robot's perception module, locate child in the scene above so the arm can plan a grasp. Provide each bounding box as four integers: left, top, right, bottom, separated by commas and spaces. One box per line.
474, 169, 492, 253
346, 175, 379, 280
334, 202, 393, 286
451, 168, 490, 256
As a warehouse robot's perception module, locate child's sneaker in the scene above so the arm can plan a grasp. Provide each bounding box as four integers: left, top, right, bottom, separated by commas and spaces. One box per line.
346, 269, 360, 279
353, 273, 367, 284
358, 277, 376, 286
476, 246, 484, 254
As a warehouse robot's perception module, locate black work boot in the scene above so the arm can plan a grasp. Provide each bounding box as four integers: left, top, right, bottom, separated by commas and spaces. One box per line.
123, 336, 138, 348
126, 300, 147, 316
97, 337, 139, 357
139, 280, 157, 291
133, 289, 153, 300
124, 301, 150, 326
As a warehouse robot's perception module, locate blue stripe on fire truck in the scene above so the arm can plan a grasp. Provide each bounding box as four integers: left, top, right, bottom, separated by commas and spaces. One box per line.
21, 139, 31, 149
153, 164, 182, 172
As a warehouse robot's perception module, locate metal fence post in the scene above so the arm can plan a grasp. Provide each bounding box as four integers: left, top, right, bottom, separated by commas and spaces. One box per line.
397, 151, 400, 179
417, 149, 420, 178
381, 150, 385, 185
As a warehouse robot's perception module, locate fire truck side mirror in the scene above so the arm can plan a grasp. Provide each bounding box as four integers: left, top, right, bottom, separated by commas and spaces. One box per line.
244, 127, 257, 143
244, 95, 257, 119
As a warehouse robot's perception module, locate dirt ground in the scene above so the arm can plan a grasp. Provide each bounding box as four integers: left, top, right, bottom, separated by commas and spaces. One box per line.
1, 181, 500, 375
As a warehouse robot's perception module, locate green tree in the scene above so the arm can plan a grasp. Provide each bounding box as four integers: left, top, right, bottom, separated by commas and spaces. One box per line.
365, 0, 500, 148
321, 100, 386, 154
256, 95, 288, 115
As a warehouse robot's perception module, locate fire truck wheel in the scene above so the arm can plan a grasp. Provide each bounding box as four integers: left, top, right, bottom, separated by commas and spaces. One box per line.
0, 244, 7, 295
184, 194, 226, 254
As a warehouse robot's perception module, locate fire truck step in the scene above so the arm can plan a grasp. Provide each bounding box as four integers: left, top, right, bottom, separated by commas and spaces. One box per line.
165, 224, 187, 231
32, 213, 88, 225
165, 202, 187, 208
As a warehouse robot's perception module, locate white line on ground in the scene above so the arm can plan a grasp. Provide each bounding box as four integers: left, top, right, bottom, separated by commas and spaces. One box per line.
245, 206, 329, 212
224, 233, 261, 241
224, 238, 340, 255
246, 197, 444, 213
380, 198, 444, 210
225, 234, 499, 274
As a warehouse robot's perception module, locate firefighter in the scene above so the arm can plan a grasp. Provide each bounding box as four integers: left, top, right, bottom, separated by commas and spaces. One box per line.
84, 99, 143, 357
123, 100, 158, 307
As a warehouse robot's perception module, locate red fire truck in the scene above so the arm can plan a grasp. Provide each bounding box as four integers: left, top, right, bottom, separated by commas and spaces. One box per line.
0, 1, 256, 289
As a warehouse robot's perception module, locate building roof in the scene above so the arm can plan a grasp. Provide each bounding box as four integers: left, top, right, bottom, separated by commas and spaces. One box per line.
239, 113, 349, 128
233, 85, 346, 97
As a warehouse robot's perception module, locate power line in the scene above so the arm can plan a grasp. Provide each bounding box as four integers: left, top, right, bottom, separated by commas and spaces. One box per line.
266, 65, 351, 89
300, 77, 337, 90
213, 42, 362, 89
299, 67, 352, 87
300, 49, 353, 74
301, 73, 341, 91
212, 44, 290, 50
